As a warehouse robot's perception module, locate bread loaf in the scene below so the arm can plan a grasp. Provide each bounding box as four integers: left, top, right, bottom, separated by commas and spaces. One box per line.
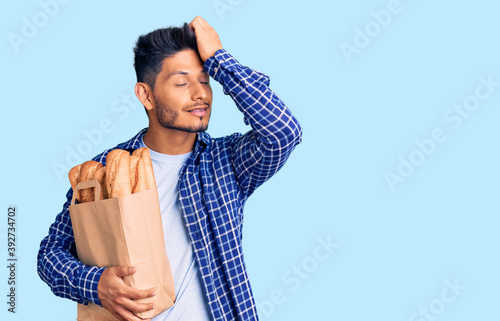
130, 155, 147, 194
68, 164, 82, 203
132, 147, 156, 190
106, 149, 132, 198
69, 148, 154, 202
79, 161, 104, 203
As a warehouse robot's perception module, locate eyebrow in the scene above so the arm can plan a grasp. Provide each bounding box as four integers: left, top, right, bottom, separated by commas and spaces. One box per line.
166, 70, 207, 79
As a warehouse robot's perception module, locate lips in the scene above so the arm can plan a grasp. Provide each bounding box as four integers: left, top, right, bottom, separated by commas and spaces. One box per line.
186, 104, 210, 117
188, 108, 208, 117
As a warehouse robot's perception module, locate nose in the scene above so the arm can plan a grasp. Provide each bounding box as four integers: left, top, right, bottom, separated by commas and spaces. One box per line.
191, 81, 208, 101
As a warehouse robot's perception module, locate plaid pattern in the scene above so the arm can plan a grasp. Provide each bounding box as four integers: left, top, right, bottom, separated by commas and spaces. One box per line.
37, 49, 302, 320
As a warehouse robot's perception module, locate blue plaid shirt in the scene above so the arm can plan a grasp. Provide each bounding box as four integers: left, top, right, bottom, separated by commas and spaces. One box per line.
37, 49, 302, 320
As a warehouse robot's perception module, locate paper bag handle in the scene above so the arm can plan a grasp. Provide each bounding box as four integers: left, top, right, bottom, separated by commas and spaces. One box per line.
71, 179, 102, 206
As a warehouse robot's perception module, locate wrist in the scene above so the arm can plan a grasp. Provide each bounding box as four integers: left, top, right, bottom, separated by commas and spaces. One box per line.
202, 47, 223, 62
76, 266, 106, 306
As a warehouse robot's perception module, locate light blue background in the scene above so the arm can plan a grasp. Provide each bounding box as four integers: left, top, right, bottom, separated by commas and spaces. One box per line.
1, 0, 499, 320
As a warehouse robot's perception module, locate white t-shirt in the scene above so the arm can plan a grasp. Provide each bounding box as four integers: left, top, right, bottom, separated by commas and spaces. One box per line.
138, 138, 212, 321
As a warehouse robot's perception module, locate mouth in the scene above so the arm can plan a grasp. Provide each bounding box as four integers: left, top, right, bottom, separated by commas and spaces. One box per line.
186, 105, 210, 117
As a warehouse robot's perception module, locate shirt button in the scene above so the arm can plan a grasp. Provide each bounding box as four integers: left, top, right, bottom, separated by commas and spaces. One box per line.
214, 67, 218, 73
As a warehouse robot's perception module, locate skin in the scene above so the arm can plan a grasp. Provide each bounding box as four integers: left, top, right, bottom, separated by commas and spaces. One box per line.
97, 16, 222, 321
139, 49, 213, 155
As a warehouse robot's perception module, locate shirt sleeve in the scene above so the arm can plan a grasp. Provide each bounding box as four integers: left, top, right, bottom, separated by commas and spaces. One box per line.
204, 49, 303, 198
37, 187, 105, 306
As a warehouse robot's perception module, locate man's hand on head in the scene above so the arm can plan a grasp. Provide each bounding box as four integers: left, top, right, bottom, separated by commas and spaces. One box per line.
188, 16, 223, 62
97, 265, 157, 321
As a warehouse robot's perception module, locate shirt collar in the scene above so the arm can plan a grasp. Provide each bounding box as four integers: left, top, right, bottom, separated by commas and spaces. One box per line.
121, 128, 211, 151
197, 131, 211, 146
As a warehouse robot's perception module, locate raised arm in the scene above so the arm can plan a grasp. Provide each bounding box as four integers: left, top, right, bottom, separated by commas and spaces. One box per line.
190, 16, 302, 197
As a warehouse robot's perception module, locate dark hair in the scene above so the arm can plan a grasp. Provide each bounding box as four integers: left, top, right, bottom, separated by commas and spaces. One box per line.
133, 23, 198, 89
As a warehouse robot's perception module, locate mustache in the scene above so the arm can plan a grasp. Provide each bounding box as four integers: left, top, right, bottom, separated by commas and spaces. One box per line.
187, 102, 210, 109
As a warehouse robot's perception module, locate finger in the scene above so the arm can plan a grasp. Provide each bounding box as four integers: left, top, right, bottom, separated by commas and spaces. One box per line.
200, 17, 212, 29
113, 265, 137, 277
118, 297, 157, 314
190, 16, 211, 31
192, 15, 204, 25
102, 301, 127, 321
188, 16, 201, 30
125, 286, 157, 300
193, 16, 206, 27
114, 304, 144, 321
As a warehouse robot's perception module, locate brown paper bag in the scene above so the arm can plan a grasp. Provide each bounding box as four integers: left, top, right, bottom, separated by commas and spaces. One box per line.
69, 180, 175, 320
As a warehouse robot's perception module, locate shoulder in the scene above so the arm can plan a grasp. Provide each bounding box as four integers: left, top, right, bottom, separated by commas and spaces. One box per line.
91, 128, 147, 165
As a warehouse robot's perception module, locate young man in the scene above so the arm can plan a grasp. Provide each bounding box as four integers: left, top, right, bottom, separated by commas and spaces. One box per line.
37, 16, 302, 321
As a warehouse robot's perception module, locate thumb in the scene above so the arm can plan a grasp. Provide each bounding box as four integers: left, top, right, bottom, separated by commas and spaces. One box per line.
113, 265, 136, 277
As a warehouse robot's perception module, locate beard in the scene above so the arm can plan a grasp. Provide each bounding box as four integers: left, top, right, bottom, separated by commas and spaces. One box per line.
154, 97, 209, 133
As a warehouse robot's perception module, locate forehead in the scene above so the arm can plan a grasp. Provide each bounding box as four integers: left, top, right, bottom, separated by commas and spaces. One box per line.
159, 49, 205, 77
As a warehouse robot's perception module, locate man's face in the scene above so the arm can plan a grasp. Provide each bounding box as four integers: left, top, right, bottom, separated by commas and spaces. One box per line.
151, 49, 212, 133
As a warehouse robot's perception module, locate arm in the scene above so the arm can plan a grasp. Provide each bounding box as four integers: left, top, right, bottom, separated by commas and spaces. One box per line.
206, 50, 302, 196
37, 188, 105, 305
190, 17, 303, 197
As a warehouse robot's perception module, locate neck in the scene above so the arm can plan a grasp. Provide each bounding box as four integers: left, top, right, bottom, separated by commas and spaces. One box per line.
143, 125, 197, 155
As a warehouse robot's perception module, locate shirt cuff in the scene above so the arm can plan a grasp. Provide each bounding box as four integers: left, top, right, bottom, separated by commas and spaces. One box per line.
204, 49, 240, 84
76, 266, 106, 306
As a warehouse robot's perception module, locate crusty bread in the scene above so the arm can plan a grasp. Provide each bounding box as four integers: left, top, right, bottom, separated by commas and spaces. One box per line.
132, 147, 156, 190
105, 149, 127, 197
105, 149, 124, 168
130, 155, 147, 194
106, 150, 132, 198
93, 166, 107, 200
79, 161, 103, 203
70, 148, 151, 201
68, 164, 82, 203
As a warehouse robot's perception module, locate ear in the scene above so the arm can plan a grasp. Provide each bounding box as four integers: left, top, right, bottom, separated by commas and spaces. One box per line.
135, 82, 155, 112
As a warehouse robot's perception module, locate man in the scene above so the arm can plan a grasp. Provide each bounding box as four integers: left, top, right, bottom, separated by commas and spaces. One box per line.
37, 16, 302, 321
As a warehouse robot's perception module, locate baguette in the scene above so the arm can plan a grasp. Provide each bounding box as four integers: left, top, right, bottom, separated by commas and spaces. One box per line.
105, 149, 126, 195
132, 147, 156, 190
130, 155, 147, 194
106, 149, 132, 198
105, 149, 124, 168
79, 161, 104, 203
68, 164, 82, 203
